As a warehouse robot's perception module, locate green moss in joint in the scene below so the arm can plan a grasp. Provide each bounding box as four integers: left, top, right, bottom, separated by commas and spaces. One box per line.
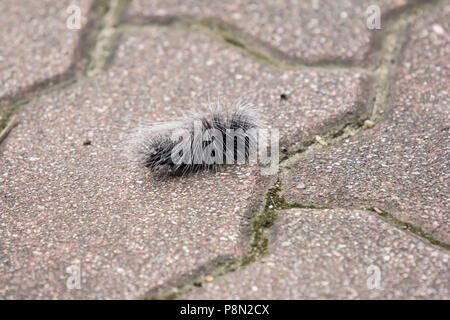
368, 207, 450, 250
0, 106, 16, 133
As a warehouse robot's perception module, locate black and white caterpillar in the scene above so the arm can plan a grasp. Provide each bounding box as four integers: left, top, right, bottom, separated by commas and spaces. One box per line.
132, 99, 262, 174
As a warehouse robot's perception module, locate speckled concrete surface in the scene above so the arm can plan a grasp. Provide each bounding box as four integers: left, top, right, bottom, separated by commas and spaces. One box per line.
184, 209, 450, 299
1, 0, 449, 300
0, 28, 369, 299
0, 0, 92, 103
283, 4, 450, 243
124, 0, 411, 64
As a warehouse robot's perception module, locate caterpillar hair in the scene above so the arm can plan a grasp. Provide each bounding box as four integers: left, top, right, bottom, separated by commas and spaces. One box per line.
132, 98, 262, 175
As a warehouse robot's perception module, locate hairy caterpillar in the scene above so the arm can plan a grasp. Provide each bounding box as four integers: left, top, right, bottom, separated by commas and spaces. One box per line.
132, 99, 262, 174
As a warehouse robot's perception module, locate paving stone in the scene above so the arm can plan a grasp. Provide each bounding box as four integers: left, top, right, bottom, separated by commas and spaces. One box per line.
124, 0, 412, 64
0, 0, 93, 103
185, 209, 450, 299
0, 28, 369, 298
283, 4, 450, 243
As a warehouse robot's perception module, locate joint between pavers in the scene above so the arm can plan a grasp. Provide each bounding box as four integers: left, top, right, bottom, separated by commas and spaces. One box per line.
142, 255, 242, 300
0, 78, 79, 147
249, 114, 377, 263
367, 207, 450, 251
368, 0, 446, 121
279, 146, 450, 251
85, 0, 131, 77
0, 0, 131, 139
0, 0, 128, 136
276, 192, 450, 251
118, 17, 372, 75
276, 200, 450, 251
